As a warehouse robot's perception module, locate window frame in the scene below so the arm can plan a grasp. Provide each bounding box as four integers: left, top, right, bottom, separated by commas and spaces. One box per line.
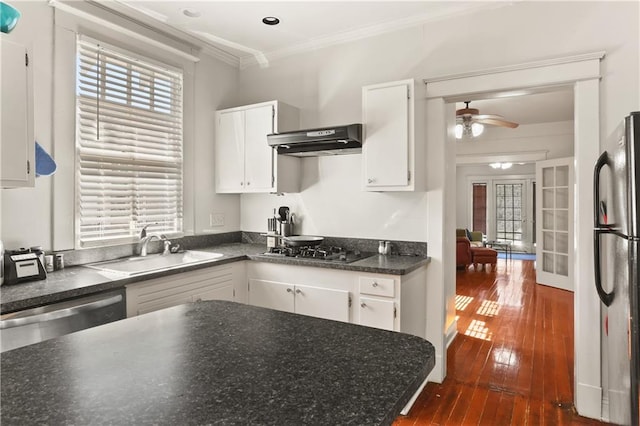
74, 35, 185, 248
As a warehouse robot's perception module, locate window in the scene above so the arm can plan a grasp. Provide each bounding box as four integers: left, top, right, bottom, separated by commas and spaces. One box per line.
76, 36, 183, 247
472, 183, 487, 235
495, 183, 523, 242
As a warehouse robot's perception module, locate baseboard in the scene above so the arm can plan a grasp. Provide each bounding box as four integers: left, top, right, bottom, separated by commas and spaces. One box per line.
601, 395, 610, 423
575, 382, 603, 420
427, 354, 445, 383
446, 319, 458, 349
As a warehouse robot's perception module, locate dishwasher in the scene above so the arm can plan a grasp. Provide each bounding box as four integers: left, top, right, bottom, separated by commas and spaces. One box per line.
0, 289, 126, 352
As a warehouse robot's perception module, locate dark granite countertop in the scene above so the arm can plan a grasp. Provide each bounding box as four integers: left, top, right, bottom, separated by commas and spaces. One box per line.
1, 243, 429, 314
0, 300, 435, 426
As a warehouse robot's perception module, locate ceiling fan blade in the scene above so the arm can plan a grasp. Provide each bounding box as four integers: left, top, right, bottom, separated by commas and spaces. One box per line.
474, 117, 519, 128
473, 114, 506, 120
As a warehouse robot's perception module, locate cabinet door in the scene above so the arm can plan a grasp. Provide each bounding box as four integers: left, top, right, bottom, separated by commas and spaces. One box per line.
363, 82, 409, 189
193, 284, 234, 302
1, 39, 33, 188
359, 297, 395, 331
244, 104, 275, 192
248, 279, 294, 313
215, 110, 245, 192
293, 285, 349, 323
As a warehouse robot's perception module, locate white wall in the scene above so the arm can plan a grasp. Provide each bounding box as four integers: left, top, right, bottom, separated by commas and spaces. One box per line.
0, 1, 240, 250
236, 1, 638, 242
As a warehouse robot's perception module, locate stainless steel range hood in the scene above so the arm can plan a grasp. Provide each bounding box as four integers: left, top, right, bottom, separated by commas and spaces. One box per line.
267, 124, 362, 157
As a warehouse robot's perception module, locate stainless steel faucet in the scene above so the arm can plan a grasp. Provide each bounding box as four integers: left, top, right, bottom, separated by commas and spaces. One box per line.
137, 225, 173, 257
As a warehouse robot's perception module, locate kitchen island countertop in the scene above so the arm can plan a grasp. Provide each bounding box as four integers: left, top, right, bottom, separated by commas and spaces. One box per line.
0, 300, 435, 425
1, 243, 429, 313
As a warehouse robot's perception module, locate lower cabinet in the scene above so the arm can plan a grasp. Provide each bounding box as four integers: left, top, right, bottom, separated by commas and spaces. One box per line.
247, 262, 427, 338
125, 263, 244, 317
358, 297, 396, 331
248, 279, 349, 322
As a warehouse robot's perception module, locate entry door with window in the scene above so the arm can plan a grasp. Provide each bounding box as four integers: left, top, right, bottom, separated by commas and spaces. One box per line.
494, 180, 529, 250
536, 158, 574, 291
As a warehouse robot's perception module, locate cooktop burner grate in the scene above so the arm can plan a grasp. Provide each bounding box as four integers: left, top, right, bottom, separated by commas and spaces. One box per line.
263, 245, 364, 263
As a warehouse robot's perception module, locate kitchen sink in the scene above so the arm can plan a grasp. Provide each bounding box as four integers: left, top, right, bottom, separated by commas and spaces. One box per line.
86, 251, 224, 276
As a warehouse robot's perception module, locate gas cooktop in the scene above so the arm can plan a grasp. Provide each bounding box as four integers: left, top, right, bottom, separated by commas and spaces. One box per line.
262, 246, 365, 264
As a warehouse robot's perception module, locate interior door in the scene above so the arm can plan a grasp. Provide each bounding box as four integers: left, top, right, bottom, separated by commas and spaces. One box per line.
536, 157, 574, 290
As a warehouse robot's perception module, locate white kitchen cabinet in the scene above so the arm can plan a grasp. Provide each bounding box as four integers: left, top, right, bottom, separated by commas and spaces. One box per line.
125, 263, 243, 317
215, 100, 300, 193
247, 261, 426, 338
248, 279, 294, 313
362, 79, 424, 192
1, 38, 34, 188
358, 297, 396, 331
248, 278, 349, 322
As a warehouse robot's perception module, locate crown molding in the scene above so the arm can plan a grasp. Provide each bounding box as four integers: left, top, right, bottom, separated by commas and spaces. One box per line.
84, 0, 240, 67
239, 1, 509, 69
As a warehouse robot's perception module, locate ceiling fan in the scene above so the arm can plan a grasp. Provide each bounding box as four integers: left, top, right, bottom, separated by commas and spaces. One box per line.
455, 101, 519, 139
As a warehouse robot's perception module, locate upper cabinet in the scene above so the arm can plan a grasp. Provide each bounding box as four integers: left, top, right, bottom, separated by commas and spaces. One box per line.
215, 100, 300, 193
362, 79, 424, 192
1, 38, 34, 188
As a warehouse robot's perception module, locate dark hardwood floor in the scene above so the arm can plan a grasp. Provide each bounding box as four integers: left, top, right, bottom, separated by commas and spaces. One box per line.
394, 259, 607, 425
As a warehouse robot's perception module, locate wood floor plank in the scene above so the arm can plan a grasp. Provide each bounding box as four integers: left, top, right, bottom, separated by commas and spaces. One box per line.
393, 259, 609, 426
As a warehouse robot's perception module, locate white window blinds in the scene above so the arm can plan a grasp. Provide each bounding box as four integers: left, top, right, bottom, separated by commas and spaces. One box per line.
76, 36, 183, 247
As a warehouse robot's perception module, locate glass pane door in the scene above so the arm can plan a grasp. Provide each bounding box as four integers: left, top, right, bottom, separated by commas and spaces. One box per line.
494, 181, 524, 243
536, 158, 574, 291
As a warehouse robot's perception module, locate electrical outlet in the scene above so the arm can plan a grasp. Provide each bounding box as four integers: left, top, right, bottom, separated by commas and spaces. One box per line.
210, 213, 225, 227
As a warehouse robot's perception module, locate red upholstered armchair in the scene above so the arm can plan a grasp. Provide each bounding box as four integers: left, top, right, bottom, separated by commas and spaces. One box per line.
456, 236, 472, 269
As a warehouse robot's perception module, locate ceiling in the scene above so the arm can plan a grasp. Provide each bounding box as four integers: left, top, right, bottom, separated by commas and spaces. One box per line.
103, 1, 574, 127
112, 1, 502, 63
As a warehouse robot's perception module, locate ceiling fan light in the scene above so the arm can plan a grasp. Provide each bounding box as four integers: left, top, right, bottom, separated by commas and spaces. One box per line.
455, 124, 463, 139
471, 122, 484, 137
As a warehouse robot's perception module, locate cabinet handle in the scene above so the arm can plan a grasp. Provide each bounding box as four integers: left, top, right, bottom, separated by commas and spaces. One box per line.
240, 182, 244, 186
367, 178, 374, 184
247, 181, 251, 186
295, 289, 302, 294
372, 282, 378, 287
286, 288, 293, 293
360, 302, 367, 308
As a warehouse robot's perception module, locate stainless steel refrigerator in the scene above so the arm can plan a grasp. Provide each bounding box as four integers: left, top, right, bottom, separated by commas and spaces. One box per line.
594, 111, 640, 426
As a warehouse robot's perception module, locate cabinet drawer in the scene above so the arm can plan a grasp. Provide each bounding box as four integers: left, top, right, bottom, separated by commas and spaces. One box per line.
359, 276, 395, 297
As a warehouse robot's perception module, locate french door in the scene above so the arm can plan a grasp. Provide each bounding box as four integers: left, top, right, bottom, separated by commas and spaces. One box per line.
493, 179, 532, 252
535, 158, 574, 291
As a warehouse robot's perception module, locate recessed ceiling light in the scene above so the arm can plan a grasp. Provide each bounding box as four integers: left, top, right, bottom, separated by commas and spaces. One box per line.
262, 16, 280, 25
182, 8, 201, 18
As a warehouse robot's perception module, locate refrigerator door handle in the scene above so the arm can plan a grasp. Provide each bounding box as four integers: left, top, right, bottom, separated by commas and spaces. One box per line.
593, 229, 615, 306
593, 150, 616, 307
594, 150, 609, 228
